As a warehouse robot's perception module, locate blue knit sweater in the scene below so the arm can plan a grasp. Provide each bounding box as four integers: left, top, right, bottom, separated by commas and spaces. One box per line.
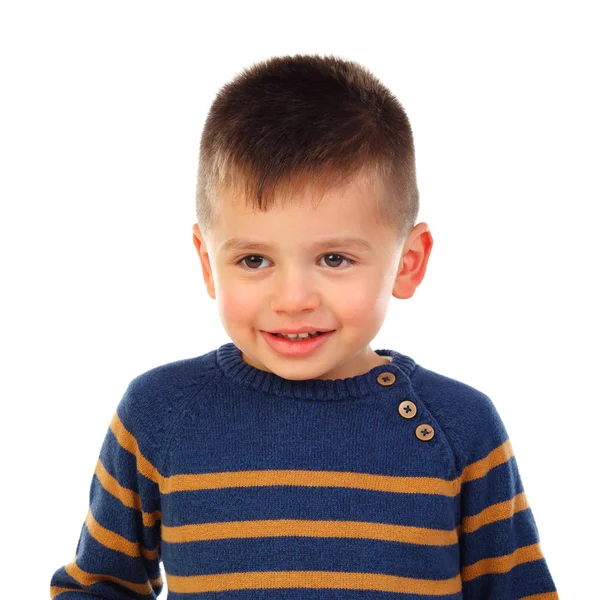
50, 343, 559, 599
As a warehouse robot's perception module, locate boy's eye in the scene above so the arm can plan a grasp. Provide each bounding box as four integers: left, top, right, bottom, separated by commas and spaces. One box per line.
237, 254, 357, 270
239, 255, 269, 270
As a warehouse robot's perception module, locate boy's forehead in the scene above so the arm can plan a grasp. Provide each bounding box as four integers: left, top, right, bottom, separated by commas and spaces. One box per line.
214, 194, 381, 244
210, 191, 397, 258
216, 172, 385, 222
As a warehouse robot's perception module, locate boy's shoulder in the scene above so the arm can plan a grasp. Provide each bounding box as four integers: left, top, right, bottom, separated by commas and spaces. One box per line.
408, 360, 510, 472
409, 361, 504, 429
112, 347, 221, 455
126, 347, 221, 397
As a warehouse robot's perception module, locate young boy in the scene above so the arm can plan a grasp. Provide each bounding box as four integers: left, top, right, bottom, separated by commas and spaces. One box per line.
50, 54, 559, 599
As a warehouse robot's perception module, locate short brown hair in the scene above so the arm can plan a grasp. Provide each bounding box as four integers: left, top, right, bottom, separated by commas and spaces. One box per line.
195, 53, 419, 243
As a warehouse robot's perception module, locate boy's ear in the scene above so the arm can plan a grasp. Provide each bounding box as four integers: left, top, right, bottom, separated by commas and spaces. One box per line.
392, 222, 433, 299
192, 223, 216, 300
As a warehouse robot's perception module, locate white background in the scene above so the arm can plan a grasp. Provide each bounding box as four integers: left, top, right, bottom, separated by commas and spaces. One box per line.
1, 1, 598, 597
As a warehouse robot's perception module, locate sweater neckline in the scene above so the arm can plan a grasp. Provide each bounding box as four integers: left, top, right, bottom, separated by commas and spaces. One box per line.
215, 342, 416, 400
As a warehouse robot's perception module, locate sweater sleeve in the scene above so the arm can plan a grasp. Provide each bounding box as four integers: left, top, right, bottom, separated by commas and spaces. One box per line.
49, 383, 164, 599
458, 394, 559, 599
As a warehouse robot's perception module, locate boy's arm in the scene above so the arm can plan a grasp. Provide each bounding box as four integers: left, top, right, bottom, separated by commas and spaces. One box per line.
50, 383, 163, 599
458, 396, 559, 599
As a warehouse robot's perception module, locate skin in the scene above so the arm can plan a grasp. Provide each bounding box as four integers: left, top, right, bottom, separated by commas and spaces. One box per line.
192, 172, 433, 381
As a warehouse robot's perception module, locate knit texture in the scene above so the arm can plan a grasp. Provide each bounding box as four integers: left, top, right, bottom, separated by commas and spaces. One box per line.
50, 343, 559, 599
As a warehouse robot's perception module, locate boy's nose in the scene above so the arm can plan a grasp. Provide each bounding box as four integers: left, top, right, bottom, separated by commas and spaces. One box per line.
269, 273, 320, 312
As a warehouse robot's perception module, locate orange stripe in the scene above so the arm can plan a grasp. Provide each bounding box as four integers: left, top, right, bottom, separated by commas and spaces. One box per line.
94, 457, 161, 527
85, 507, 159, 561
461, 542, 545, 581
519, 593, 560, 599
64, 558, 156, 596
110, 411, 161, 484
94, 457, 139, 509
461, 492, 530, 534
50, 586, 97, 598
460, 439, 514, 484
162, 518, 458, 546
165, 569, 462, 595
161, 469, 460, 497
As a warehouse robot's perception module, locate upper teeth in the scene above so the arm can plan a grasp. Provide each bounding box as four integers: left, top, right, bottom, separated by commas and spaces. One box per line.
276, 332, 320, 339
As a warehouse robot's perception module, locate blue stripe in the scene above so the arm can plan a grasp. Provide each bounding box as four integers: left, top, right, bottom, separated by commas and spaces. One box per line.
162, 485, 457, 530
162, 535, 460, 579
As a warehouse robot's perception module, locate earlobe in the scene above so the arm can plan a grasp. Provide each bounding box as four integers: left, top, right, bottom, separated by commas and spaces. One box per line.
392, 223, 433, 300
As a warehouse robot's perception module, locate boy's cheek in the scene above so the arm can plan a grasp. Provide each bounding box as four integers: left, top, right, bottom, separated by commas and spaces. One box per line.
339, 286, 377, 314
330, 281, 390, 321
217, 290, 257, 325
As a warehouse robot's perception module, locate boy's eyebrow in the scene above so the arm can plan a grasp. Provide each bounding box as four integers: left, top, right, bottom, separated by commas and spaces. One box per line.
221, 237, 373, 253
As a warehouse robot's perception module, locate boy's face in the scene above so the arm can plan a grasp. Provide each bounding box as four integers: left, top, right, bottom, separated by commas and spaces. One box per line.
192, 173, 432, 381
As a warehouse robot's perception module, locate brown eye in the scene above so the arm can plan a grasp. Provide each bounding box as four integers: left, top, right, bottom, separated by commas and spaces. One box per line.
320, 253, 355, 269
239, 255, 269, 269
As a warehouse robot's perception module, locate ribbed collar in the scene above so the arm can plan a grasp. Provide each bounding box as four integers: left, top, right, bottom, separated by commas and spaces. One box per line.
215, 342, 416, 400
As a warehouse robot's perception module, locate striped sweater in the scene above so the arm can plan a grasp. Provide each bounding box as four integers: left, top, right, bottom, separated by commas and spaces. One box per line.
50, 342, 559, 599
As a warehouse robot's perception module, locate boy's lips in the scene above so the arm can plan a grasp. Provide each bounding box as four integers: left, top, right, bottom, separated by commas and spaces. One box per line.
261, 329, 335, 356
265, 328, 335, 334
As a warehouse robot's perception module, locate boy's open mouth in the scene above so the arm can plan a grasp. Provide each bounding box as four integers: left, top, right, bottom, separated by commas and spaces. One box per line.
261, 330, 336, 354
271, 331, 326, 339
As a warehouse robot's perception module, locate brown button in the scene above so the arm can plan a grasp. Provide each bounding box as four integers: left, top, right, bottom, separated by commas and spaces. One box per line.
398, 400, 417, 419
376, 372, 396, 386
415, 424, 435, 441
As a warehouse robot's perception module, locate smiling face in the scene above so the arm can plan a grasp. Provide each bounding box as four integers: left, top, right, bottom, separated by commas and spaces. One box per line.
192, 171, 433, 381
